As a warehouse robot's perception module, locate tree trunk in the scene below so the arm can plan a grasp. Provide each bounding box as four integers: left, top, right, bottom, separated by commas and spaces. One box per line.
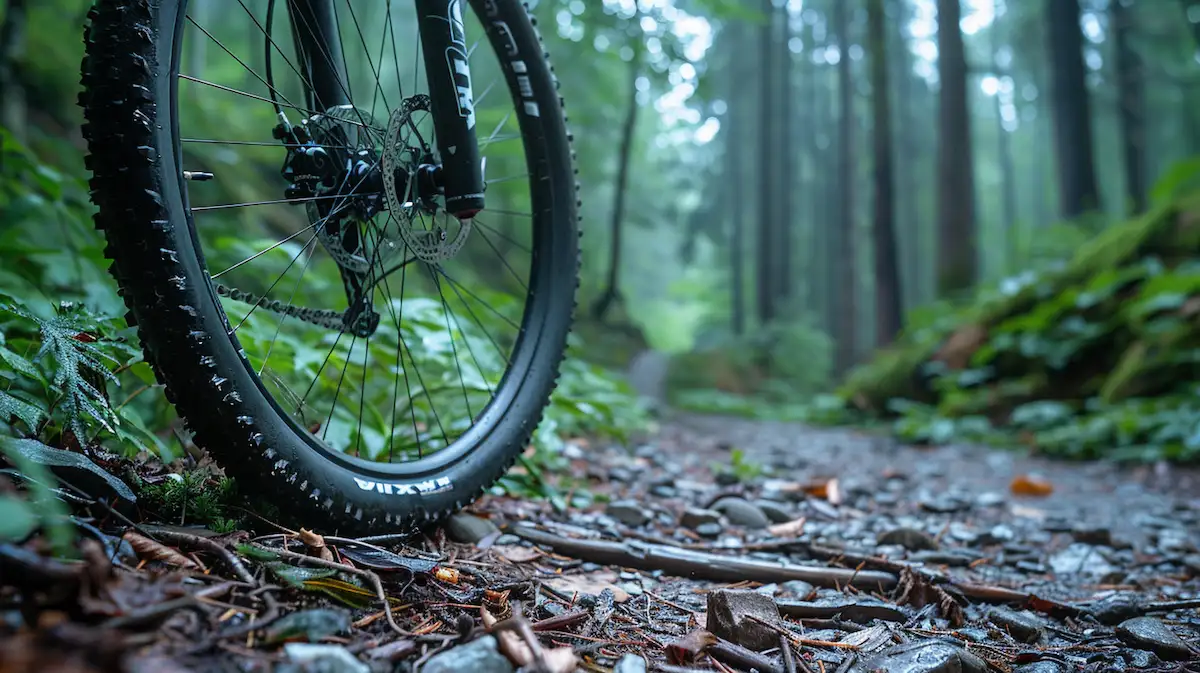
935, 0, 977, 296
1046, 0, 1101, 218
756, 0, 778, 326
0, 0, 28, 140
1112, 0, 1146, 214
775, 3, 794, 306
868, 0, 902, 346
891, 0, 920, 312
990, 13, 1018, 272
833, 0, 858, 372
590, 47, 641, 322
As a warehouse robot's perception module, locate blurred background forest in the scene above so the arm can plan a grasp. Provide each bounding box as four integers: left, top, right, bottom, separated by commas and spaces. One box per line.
4, 0, 1200, 487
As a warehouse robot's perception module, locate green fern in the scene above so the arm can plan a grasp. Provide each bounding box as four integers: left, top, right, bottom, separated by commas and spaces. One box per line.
2, 301, 120, 437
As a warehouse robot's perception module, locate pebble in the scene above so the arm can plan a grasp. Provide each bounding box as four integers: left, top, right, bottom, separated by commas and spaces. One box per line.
606, 500, 650, 527
919, 495, 971, 514
493, 534, 521, 546
680, 507, 722, 529
987, 607, 1045, 643
711, 497, 770, 529
613, 654, 648, 673
780, 580, 814, 598
706, 590, 781, 651
1115, 617, 1194, 661
1070, 525, 1112, 547
1014, 661, 1068, 673
753, 500, 794, 523
975, 491, 1006, 507
283, 644, 369, 673
695, 522, 723, 537
444, 513, 500, 544
876, 527, 938, 551
421, 636, 514, 673
862, 640, 989, 673
650, 484, 677, 497
1049, 544, 1118, 577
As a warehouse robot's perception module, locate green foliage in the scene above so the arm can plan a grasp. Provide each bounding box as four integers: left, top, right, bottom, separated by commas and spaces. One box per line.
0, 296, 174, 459
0, 436, 75, 556
836, 174, 1200, 463
137, 472, 241, 532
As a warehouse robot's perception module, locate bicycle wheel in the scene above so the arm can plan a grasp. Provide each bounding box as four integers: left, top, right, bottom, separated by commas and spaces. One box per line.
80, 0, 579, 533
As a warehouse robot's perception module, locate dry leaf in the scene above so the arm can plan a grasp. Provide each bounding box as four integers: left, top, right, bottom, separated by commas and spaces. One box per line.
767, 517, 807, 538
493, 545, 542, 563
543, 572, 630, 603
666, 628, 718, 665
803, 478, 841, 504
1010, 474, 1054, 497
298, 528, 334, 562
933, 323, 988, 370
122, 531, 199, 570
894, 567, 964, 627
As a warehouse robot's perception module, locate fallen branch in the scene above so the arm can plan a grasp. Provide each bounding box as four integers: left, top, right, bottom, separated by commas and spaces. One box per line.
140, 529, 256, 584
509, 524, 897, 590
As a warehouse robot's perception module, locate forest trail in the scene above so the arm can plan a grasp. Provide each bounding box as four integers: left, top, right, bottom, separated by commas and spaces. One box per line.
458, 411, 1200, 671
6, 413, 1199, 672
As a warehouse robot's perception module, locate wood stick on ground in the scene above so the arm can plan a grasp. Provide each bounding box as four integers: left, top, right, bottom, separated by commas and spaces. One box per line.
249, 544, 409, 636
149, 529, 257, 584
510, 524, 898, 590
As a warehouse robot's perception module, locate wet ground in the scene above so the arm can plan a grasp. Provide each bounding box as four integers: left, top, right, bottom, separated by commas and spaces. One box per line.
3, 412, 1199, 672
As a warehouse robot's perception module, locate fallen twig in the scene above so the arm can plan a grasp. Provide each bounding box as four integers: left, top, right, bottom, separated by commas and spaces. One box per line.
510, 524, 897, 589
710, 638, 783, 673
147, 529, 256, 584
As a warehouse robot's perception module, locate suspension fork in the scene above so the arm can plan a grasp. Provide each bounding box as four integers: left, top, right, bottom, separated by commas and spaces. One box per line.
415, 0, 486, 219
286, 0, 351, 111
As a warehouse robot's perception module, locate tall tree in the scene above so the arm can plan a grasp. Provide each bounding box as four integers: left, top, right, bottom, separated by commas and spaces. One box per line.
0, 0, 28, 140
868, 0, 902, 345
756, 0, 779, 325
774, 3, 795, 306
1046, 0, 1101, 218
833, 0, 857, 371
990, 6, 1017, 271
935, 0, 977, 295
1112, 0, 1147, 214
890, 0, 922, 311
591, 33, 642, 322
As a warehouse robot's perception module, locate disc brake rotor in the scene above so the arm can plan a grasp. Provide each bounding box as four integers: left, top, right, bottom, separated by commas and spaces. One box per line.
382, 95, 472, 264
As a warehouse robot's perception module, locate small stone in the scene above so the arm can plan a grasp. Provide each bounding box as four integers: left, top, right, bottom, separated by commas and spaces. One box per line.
706, 590, 782, 651
877, 527, 938, 551
977, 524, 1015, 546
493, 534, 520, 546
975, 492, 1006, 507
607, 500, 650, 527
620, 582, 644, 597
1014, 662, 1068, 673
1049, 544, 1117, 577
680, 508, 722, 529
421, 636, 514, 673
650, 485, 677, 498
283, 643, 369, 673
780, 580, 814, 598
988, 607, 1045, 644
613, 654, 648, 673
608, 467, 634, 483
863, 640, 989, 673
1070, 525, 1112, 547
919, 495, 971, 514
695, 522, 723, 538
711, 497, 770, 529
1116, 617, 1194, 661
754, 500, 794, 523
1183, 554, 1200, 575
445, 513, 499, 544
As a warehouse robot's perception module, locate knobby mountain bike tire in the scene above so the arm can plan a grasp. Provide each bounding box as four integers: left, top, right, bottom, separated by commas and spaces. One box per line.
79, 0, 580, 534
